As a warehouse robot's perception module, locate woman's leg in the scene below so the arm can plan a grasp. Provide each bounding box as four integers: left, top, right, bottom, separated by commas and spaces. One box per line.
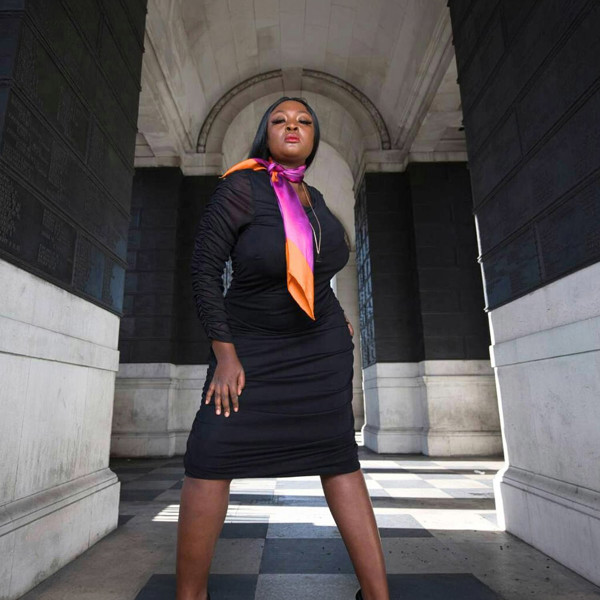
321, 470, 389, 600
176, 476, 231, 600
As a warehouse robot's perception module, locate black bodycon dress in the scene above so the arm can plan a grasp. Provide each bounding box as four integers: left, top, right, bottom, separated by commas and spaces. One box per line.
183, 168, 360, 479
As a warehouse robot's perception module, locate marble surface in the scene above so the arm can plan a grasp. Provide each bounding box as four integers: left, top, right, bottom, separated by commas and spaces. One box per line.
18, 449, 600, 599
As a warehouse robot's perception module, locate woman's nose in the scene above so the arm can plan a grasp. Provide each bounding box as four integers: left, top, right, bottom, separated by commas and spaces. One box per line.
286, 123, 298, 131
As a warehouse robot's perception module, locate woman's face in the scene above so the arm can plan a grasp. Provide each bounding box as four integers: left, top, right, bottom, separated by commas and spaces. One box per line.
266, 100, 315, 167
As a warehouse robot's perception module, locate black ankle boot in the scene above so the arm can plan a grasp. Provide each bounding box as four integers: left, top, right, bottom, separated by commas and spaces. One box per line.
355, 591, 363, 600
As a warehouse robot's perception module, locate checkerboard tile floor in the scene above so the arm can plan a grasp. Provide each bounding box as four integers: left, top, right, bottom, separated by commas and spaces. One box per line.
21, 448, 600, 600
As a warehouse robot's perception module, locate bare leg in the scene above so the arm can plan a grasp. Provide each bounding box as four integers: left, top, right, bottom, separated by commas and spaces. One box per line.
176, 476, 231, 600
321, 470, 389, 600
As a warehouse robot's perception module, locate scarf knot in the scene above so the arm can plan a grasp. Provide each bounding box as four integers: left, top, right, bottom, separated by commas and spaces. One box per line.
266, 161, 306, 184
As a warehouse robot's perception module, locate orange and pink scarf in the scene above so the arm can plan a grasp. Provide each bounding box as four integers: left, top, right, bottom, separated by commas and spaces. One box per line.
222, 158, 315, 320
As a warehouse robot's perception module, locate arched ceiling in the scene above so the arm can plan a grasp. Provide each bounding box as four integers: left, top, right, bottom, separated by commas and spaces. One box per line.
136, 0, 467, 174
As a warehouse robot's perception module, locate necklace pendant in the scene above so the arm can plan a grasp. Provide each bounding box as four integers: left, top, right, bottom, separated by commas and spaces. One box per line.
315, 252, 322, 263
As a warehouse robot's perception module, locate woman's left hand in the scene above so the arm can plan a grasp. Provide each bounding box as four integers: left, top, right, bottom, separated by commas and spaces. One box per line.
345, 317, 354, 337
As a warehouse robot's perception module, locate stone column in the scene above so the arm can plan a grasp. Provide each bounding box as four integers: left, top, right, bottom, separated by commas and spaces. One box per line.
113, 173, 218, 457
355, 167, 499, 456
449, 0, 600, 585
0, 1, 147, 597
408, 162, 500, 456
355, 172, 424, 452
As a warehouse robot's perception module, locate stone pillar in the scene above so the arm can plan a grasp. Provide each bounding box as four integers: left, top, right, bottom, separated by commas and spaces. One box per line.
356, 167, 499, 456
113, 173, 218, 457
355, 173, 424, 452
408, 162, 500, 456
0, 1, 146, 597
449, 0, 600, 585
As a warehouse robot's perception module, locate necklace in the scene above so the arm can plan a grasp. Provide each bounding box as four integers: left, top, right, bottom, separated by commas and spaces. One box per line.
300, 182, 322, 263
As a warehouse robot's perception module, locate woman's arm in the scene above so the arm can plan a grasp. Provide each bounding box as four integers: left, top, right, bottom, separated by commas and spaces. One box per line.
190, 172, 253, 417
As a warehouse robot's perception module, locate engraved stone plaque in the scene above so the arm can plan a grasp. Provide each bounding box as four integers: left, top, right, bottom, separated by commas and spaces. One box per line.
0, 169, 75, 283
0, 0, 146, 314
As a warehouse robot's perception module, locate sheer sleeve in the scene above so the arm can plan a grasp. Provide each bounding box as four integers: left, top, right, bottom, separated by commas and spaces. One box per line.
190, 171, 254, 342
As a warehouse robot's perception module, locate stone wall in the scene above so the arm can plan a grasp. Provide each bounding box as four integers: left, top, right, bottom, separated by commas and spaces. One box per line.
449, 0, 600, 585
0, 1, 147, 597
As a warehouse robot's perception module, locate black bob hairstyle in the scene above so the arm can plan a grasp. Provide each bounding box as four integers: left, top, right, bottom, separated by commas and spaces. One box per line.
248, 97, 320, 169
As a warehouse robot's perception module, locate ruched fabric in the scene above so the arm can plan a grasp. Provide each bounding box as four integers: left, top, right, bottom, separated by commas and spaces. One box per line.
184, 169, 359, 479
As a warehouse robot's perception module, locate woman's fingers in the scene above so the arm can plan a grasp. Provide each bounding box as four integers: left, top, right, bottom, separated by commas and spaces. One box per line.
207, 373, 245, 417
230, 386, 239, 414
206, 381, 215, 405
220, 384, 231, 417
214, 386, 222, 415
237, 370, 246, 396
347, 321, 354, 337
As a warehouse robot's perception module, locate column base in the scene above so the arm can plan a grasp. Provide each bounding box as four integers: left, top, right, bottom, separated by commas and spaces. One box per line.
495, 466, 600, 586
111, 363, 207, 458
362, 361, 501, 456
0, 470, 119, 599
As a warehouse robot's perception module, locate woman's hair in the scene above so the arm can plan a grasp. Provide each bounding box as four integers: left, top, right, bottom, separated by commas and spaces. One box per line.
249, 96, 320, 168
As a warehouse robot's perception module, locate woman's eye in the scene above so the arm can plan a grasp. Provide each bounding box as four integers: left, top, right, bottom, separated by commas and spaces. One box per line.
299, 120, 312, 125
271, 118, 285, 124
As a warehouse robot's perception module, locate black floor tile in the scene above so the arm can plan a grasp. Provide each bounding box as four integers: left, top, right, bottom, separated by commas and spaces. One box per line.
135, 574, 257, 600
220, 523, 269, 539
136, 472, 185, 481
120, 489, 167, 502
379, 527, 432, 538
118, 514, 135, 527
260, 539, 354, 574
388, 573, 502, 599
111, 467, 156, 475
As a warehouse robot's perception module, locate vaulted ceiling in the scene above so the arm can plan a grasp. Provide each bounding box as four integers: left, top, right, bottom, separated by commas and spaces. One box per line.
136, 0, 466, 180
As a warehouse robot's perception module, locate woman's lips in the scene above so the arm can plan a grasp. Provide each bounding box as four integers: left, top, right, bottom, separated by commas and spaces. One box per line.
284, 135, 300, 142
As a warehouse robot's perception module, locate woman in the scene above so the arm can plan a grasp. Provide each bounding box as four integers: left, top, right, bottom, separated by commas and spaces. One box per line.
177, 97, 390, 600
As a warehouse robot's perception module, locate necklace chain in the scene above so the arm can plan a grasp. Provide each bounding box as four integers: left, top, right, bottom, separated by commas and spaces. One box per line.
300, 182, 322, 259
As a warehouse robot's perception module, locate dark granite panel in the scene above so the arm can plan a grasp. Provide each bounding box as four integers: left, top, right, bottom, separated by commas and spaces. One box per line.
175, 175, 220, 364
0, 0, 146, 315
477, 82, 600, 255
459, 10, 505, 112
469, 110, 521, 204
0, 169, 75, 283
1, 92, 129, 261
516, 2, 600, 153
129, 339, 174, 364
0, 17, 21, 79
447, 0, 474, 35
501, 0, 538, 43
98, 22, 139, 117
14, 23, 90, 156
408, 163, 489, 359
482, 230, 541, 308
0, 87, 8, 145
61, 0, 102, 47
415, 246, 457, 268
88, 120, 134, 210
419, 290, 461, 313
463, 0, 589, 155
452, 0, 499, 73
0, 1, 25, 9
101, 0, 145, 76
537, 179, 600, 281
26, 0, 98, 110
422, 336, 465, 360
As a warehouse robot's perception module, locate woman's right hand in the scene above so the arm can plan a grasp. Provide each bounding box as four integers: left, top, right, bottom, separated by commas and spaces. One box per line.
206, 341, 246, 417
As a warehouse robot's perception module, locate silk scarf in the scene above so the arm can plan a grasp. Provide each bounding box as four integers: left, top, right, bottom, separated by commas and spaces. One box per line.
222, 158, 315, 320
